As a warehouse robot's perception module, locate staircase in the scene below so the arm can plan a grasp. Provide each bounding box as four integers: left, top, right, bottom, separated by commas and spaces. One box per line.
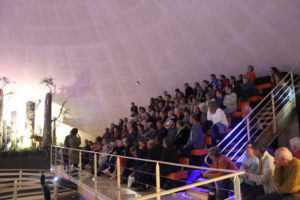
217, 64, 300, 163
0, 169, 76, 200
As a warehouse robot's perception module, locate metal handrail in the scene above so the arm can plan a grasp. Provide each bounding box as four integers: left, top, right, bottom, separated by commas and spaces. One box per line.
217, 63, 299, 159
50, 145, 244, 200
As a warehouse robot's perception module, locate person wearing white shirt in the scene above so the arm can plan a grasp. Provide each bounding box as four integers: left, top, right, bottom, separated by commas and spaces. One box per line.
207, 101, 229, 145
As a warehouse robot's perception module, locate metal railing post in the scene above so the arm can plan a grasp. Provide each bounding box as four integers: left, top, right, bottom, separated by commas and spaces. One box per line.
50, 146, 53, 167
54, 183, 58, 200
246, 118, 250, 141
68, 149, 71, 172
61, 149, 64, 172
156, 162, 161, 200
18, 170, 22, 188
54, 146, 57, 167
79, 151, 82, 187
117, 156, 121, 190
271, 92, 276, 133
13, 180, 17, 200
233, 175, 241, 200
94, 153, 97, 200
290, 72, 296, 108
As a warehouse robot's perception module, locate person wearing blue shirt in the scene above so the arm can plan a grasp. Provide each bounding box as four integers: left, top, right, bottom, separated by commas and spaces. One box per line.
240, 142, 259, 196
210, 74, 219, 90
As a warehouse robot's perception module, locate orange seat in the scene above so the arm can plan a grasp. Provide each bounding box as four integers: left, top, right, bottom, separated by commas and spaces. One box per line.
256, 83, 273, 94
227, 117, 231, 126
237, 101, 249, 110
167, 171, 188, 180
190, 149, 208, 156
231, 112, 242, 117
248, 96, 263, 102
221, 129, 232, 134
179, 157, 189, 165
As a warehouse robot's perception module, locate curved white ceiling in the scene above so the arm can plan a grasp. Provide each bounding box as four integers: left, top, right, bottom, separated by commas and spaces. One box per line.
0, 0, 300, 136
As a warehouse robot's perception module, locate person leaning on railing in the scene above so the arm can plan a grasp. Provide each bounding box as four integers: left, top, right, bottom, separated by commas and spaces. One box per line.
202, 146, 238, 200
256, 147, 300, 200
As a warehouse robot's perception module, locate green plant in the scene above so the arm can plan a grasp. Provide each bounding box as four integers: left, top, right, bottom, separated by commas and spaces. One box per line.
0, 147, 45, 157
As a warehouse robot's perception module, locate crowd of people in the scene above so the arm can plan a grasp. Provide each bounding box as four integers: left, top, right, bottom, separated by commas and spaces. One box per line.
62, 66, 300, 199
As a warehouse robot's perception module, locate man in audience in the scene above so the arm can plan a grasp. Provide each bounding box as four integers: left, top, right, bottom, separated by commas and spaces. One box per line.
166, 119, 178, 144
180, 113, 205, 156
257, 147, 300, 200
184, 82, 194, 98
210, 74, 219, 90
243, 143, 276, 199
131, 102, 138, 113
175, 88, 184, 99
151, 121, 168, 145
240, 75, 260, 101
289, 137, 300, 159
229, 76, 241, 98
202, 146, 238, 200
223, 86, 237, 116
239, 142, 259, 195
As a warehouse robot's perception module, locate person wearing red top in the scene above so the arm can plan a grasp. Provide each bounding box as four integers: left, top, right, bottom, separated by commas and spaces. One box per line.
290, 137, 300, 159
246, 65, 256, 83
202, 146, 238, 200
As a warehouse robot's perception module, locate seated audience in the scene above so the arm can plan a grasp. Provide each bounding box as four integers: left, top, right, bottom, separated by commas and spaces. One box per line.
246, 65, 256, 83
220, 74, 230, 87
151, 121, 168, 145
166, 119, 178, 144
239, 142, 259, 195
210, 74, 219, 90
202, 146, 238, 200
223, 86, 237, 116
207, 101, 229, 145
199, 103, 212, 133
289, 137, 300, 159
257, 147, 300, 200
215, 89, 225, 109
243, 143, 276, 199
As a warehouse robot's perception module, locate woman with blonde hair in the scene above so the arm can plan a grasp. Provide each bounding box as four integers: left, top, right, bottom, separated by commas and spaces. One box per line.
207, 101, 228, 145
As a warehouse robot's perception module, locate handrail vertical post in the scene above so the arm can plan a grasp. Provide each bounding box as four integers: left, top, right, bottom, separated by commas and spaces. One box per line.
54, 146, 57, 167
68, 149, 71, 172
61, 149, 64, 172
18, 170, 22, 188
246, 118, 250, 141
94, 152, 97, 200
13, 180, 17, 200
156, 162, 161, 200
233, 175, 241, 200
79, 151, 82, 187
271, 92, 276, 133
54, 182, 58, 200
117, 156, 121, 190
290, 72, 296, 108
50, 146, 53, 167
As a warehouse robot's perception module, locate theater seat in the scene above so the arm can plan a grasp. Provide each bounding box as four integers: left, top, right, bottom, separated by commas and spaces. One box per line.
248, 96, 263, 102
179, 157, 189, 165
256, 83, 273, 95
167, 171, 188, 180
237, 101, 249, 110
231, 111, 242, 117
190, 149, 209, 156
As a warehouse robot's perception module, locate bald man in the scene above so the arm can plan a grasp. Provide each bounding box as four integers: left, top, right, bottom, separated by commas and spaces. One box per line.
257, 147, 300, 200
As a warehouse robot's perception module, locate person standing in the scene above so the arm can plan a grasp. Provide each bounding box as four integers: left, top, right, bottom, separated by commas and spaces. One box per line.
64, 128, 81, 169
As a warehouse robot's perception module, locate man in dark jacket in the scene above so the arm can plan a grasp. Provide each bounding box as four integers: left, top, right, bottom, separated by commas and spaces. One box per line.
240, 76, 260, 101
184, 83, 194, 98
180, 113, 205, 156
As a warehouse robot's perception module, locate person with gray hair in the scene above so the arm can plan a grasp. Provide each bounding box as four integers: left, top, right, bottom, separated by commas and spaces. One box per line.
289, 137, 300, 159
256, 147, 300, 200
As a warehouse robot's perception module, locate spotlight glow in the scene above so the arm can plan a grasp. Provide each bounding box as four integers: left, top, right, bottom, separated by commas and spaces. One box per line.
53, 176, 59, 182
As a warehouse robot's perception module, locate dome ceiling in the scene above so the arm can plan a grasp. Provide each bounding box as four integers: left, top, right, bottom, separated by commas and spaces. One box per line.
0, 0, 300, 137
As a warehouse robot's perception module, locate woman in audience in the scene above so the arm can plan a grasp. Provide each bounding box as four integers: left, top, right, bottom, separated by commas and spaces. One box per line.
174, 107, 184, 121
202, 146, 238, 200
220, 74, 230, 87
229, 76, 241, 98
195, 85, 205, 102
246, 65, 256, 83
270, 66, 283, 85
121, 124, 129, 139
207, 101, 229, 145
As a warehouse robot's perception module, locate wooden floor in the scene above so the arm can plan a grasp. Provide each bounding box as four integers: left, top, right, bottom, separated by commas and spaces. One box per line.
53, 166, 195, 200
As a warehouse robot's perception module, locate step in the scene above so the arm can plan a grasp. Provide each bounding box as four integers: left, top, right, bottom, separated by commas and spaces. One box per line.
186, 187, 210, 200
